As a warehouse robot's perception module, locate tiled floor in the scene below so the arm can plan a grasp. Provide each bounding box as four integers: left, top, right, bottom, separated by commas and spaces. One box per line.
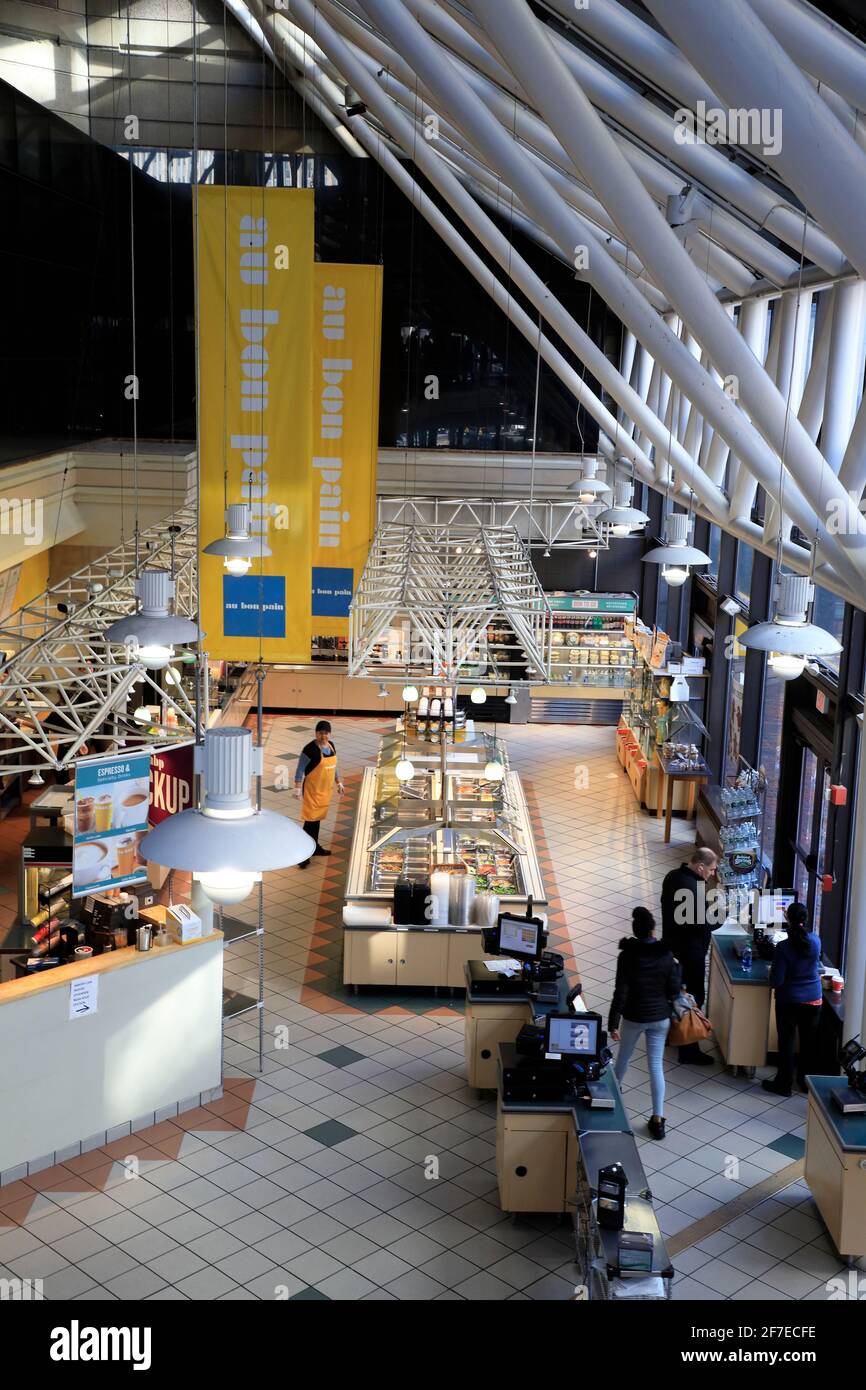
0, 717, 861, 1301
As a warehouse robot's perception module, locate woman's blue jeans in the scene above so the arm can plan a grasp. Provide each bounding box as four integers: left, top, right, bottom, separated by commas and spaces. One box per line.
614, 1016, 671, 1117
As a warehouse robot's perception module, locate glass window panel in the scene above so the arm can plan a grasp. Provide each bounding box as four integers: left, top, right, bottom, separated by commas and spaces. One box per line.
735, 543, 753, 608
758, 670, 786, 872
707, 525, 721, 581
812, 586, 846, 677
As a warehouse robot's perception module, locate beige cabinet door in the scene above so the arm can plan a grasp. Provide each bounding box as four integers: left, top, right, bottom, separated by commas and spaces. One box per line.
805, 1099, 845, 1250
707, 957, 733, 1061
498, 1127, 568, 1213
470, 1015, 531, 1089
344, 931, 398, 986
445, 931, 492, 988
396, 931, 449, 986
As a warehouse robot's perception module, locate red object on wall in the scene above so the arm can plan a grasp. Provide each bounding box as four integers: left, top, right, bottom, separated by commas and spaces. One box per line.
149, 744, 195, 825
829, 784, 848, 806
821, 874, 834, 894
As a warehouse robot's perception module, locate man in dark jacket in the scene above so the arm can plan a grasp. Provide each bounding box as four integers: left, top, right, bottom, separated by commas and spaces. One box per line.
660, 848, 718, 1065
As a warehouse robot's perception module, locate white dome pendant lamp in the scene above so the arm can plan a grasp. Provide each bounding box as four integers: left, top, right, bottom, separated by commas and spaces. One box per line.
203, 503, 272, 577
568, 457, 610, 503
139, 727, 316, 905
738, 573, 842, 681
105, 569, 199, 670
643, 512, 710, 588
598, 479, 649, 537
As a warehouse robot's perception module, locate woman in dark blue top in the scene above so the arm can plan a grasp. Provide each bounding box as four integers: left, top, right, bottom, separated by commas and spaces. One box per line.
762, 903, 822, 1097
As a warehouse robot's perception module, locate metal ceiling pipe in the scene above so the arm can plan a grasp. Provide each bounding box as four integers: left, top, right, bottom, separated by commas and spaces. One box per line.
749, 0, 866, 114
463, 0, 866, 579
797, 289, 833, 444
437, 0, 844, 276
285, 0, 733, 517
643, 0, 866, 284
823, 281, 866, 474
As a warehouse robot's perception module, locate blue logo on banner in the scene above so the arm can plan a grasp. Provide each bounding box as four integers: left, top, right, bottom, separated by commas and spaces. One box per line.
224, 576, 286, 637
312, 566, 354, 618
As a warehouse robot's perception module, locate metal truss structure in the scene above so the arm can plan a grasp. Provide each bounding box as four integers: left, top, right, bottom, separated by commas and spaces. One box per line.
0, 505, 201, 778
349, 521, 553, 684
376, 495, 609, 550
227, 0, 866, 613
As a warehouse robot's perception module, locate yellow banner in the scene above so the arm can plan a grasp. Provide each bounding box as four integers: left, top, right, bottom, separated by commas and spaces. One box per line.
197, 187, 314, 661
310, 263, 383, 638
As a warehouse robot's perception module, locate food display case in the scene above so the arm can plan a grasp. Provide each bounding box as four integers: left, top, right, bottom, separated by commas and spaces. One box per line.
617, 627, 708, 814
544, 593, 637, 690
343, 728, 547, 991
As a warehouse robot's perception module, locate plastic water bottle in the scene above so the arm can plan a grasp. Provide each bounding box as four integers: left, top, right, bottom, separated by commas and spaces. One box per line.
741, 944, 753, 973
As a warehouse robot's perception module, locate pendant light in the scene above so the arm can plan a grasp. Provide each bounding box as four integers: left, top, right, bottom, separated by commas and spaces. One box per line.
402, 684, 419, 703
484, 757, 505, 782
505, 690, 517, 705
394, 757, 416, 782
643, 512, 710, 588
738, 574, 842, 681
568, 458, 610, 503
27, 770, 45, 787
106, 570, 198, 670
139, 727, 315, 905
203, 503, 271, 576
470, 687, 487, 704
598, 480, 649, 537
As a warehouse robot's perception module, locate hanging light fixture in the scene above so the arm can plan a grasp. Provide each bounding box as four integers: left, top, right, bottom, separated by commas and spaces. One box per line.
669, 674, 691, 702
402, 684, 419, 703
394, 757, 415, 782
643, 512, 710, 588
568, 458, 610, 503
106, 570, 198, 670
27, 770, 45, 787
133, 705, 154, 726
470, 687, 487, 704
484, 757, 505, 782
505, 690, 517, 705
203, 503, 271, 577
738, 574, 842, 681
598, 480, 649, 537
139, 727, 314, 905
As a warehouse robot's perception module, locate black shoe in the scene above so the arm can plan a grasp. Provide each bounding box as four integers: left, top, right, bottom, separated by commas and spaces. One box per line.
298, 859, 310, 869
679, 1048, 713, 1066
648, 1116, 666, 1141
761, 1078, 792, 1097
313, 846, 331, 857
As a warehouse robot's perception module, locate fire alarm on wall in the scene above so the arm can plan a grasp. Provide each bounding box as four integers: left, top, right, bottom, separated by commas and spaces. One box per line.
830, 785, 848, 806
821, 874, 834, 894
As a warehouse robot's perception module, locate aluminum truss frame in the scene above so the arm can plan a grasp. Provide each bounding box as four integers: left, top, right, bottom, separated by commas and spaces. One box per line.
0, 504, 202, 778
376, 495, 609, 550
349, 520, 553, 684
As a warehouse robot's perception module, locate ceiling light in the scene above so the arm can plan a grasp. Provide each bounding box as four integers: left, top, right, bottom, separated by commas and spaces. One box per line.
27, 770, 44, 787
204, 503, 272, 575
505, 690, 517, 705
738, 574, 842, 677
133, 705, 153, 725
106, 570, 198, 670
484, 758, 505, 782
139, 727, 315, 905
598, 480, 649, 536
395, 758, 415, 782
402, 685, 419, 702
165, 666, 181, 686
543, 547, 551, 558
588, 548, 598, 559
568, 458, 610, 502
470, 687, 487, 704
643, 512, 710, 587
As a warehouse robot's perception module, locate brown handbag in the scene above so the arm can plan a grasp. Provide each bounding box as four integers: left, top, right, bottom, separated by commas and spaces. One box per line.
668, 1006, 713, 1047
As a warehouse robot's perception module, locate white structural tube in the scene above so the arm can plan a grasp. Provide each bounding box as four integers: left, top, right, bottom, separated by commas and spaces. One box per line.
823, 281, 866, 474
749, 0, 866, 114
458, 0, 866, 577
643, 0, 866, 284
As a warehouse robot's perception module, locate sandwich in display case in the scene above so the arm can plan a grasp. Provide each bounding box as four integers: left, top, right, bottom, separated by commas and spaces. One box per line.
343, 727, 547, 991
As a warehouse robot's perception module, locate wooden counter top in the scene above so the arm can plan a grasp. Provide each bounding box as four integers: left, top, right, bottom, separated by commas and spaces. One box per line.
0, 930, 223, 1006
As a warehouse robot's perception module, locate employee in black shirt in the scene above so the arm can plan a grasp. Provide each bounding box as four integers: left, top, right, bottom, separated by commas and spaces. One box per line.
660, 847, 718, 1066
294, 721, 344, 868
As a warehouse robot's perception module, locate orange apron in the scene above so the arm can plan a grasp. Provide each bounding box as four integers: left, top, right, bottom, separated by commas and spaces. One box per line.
302, 744, 337, 822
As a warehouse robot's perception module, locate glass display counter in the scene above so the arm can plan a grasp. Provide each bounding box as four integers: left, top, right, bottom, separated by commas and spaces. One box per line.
343, 729, 547, 991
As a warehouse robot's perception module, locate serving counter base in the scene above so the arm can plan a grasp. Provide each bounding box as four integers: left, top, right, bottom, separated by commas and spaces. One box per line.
805, 1076, 866, 1265
707, 933, 777, 1072
0, 932, 224, 1181
343, 925, 494, 992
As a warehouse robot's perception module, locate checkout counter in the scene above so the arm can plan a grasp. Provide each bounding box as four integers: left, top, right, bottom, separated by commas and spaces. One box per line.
496, 1043, 673, 1299
707, 931, 778, 1074
805, 1075, 866, 1266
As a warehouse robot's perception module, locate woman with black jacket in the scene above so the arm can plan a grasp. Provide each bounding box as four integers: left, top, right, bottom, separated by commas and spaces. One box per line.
608, 907, 682, 1140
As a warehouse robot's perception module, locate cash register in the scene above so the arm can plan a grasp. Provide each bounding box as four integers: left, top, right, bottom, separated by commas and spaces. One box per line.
472, 898, 564, 1004
501, 1009, 613, 1107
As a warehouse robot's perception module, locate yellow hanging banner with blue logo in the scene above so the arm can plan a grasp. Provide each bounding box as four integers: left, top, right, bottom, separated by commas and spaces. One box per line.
196, 187, 314, 661
310, 263, 383, 638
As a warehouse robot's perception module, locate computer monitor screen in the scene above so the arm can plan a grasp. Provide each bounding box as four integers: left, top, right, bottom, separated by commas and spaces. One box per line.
546, 1013, 601, 1059
498, 916, 540, 959
755, 890, 797, 926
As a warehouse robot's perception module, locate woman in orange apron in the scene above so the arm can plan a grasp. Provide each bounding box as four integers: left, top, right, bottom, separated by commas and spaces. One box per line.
294, 720, 344, 868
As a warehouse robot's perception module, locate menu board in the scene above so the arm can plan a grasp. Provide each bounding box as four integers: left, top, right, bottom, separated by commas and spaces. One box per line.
72, 752, 151, 897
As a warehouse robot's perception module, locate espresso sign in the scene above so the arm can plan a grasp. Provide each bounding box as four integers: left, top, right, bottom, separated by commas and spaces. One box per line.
72, 752, 151, 898
149, 744, 194, 827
